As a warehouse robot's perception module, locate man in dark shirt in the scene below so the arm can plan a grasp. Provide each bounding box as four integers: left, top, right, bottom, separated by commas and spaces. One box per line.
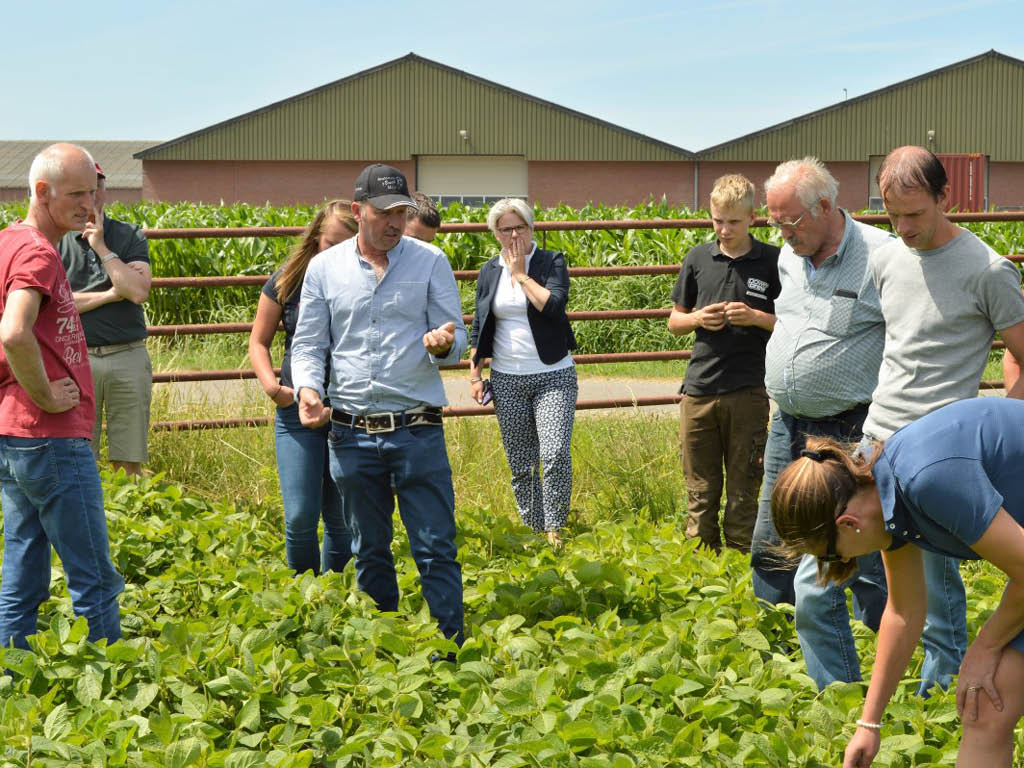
667, 174, 780, 552
58, 162, 151, 476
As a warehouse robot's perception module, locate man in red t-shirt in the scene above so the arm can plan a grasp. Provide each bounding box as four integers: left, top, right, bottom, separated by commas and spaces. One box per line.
0, 143, 123, 650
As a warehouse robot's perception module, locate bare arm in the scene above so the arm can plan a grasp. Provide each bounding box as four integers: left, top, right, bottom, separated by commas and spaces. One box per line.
468, 346, 492, 403
100, 255, 151, 305
248, 293, 292, 407
0, 289, 80, 413
723, 301, 776, 331
954, 509, 1024, 720
667, 302, 727, 335
73, 287, 120, 314
1003, 350, 1021, 393
80, 213, 152, 304
999, 319, 1024, 399
844, 545, 927, 768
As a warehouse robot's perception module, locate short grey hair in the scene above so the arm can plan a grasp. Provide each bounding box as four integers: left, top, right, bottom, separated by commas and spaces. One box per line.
486, 197, 534, 234
765, 157, 839, 217
28, 143, 95, 200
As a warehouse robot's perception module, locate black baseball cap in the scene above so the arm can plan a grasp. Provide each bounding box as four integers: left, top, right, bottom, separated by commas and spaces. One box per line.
353, 164, 417, 210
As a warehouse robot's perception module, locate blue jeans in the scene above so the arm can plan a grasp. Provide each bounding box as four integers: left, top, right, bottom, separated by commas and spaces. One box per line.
275, 404, 352, 575
795, 549, 966, 694
751, 406, 870, 605
0, 436, 123, 649
328, 422, 463, 645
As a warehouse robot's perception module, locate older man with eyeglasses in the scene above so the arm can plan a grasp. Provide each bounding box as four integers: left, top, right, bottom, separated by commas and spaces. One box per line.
749, 157, 895, 685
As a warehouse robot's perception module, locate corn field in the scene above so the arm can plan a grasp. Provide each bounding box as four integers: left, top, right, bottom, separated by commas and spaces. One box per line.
2, 200, 1023, 355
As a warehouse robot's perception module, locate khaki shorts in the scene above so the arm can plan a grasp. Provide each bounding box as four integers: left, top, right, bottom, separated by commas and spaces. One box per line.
88, 340, 152, 463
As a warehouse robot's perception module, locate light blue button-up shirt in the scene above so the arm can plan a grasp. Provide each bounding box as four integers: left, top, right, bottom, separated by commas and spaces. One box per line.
764, 212, 892, 419
290, 235, 467, 414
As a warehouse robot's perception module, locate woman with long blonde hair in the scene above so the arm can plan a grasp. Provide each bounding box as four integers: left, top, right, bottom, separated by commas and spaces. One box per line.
249, 200, 358, 574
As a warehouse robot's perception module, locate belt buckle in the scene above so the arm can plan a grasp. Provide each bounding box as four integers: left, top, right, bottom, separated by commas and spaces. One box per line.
364, 412, 396, 434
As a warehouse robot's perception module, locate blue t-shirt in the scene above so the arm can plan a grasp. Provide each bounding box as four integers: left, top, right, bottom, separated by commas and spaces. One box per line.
875, 397, 1024, 559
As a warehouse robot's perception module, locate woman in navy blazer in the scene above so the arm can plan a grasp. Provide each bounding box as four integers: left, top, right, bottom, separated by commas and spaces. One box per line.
469, 198, 577, 547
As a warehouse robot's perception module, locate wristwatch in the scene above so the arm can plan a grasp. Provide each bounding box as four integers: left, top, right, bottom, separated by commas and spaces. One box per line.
516, 274, 530, 285
101, 251, 119, 264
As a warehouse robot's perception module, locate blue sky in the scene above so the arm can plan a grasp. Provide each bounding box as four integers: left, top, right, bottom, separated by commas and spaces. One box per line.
6, 0, 1022, 151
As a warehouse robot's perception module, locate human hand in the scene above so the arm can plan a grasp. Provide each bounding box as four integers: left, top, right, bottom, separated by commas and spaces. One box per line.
297, 388, 330, 428
270, 385, 295, 408
724, 301, 757, 326
957, 642, 1004, 721
423, 321, 456, 356
80, 206, 106, 251
470, 379, 485, 404
126, 262, 147, 277
43, 376, 80, 413
843, 727, 881, 768
697, 302, 727, 331
505, 236, 528, 280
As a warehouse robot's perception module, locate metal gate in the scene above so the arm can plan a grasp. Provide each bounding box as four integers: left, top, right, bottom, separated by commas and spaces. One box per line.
937, 153, 987, 211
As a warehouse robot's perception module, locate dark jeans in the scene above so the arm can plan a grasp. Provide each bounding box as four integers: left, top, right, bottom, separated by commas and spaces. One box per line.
328, 422, 463, 645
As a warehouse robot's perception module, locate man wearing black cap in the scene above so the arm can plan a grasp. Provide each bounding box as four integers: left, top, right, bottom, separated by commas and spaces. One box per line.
291, 163, 468, 647
59, 161, 152, 476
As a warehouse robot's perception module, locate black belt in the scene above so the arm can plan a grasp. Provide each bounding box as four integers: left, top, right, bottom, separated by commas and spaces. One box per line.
330, 406, 443, 433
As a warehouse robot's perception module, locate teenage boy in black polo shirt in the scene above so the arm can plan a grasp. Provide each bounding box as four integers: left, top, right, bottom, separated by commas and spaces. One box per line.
668, 174, 780, 552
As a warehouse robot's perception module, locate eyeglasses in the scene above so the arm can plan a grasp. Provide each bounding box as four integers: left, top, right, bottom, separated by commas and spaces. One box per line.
766, 213, 805, 230
497, 224, 529, 236
817, 502, 849, 563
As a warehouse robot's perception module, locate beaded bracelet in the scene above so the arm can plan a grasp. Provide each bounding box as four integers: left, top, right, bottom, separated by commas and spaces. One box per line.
855, 719, 882, 731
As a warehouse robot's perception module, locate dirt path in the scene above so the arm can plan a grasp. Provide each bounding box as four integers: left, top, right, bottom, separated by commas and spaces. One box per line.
157, 373, 1004, 418
157, 373, 684, 415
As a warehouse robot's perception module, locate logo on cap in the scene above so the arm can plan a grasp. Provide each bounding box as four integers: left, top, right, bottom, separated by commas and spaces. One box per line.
354, 163, 417, 211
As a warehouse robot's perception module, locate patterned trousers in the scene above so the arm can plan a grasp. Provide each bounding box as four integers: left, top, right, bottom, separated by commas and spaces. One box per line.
490, 367, 578, 532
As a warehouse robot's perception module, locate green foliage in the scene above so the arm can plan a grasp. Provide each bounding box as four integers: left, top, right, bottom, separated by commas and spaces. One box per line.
3, 200, 1023, 357
0, 455, 1004, 765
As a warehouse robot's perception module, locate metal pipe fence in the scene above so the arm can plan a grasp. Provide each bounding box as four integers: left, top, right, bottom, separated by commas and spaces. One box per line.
146, 213, 1024, 430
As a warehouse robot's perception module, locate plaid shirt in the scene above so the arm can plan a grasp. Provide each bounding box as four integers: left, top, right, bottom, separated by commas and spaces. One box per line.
765, 212, 893, 418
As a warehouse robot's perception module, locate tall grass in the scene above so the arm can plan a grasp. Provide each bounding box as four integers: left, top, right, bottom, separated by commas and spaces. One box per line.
145, 370, 686, 529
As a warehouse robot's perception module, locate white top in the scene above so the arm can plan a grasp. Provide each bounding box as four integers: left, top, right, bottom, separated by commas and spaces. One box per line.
489, 243, 573, 375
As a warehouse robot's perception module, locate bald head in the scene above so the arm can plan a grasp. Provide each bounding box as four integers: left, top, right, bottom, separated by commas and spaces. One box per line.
28, 143, 95, 200
877, 146, 947, 201
25, 143, 98, 242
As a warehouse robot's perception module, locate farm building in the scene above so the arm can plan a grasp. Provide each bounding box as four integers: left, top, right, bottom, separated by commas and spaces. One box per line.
133, 53, 695, 208
0, 141, 152, 203
6, 51, 1020, 211
696, 49, 1024, 212
133, 49, 1024, 211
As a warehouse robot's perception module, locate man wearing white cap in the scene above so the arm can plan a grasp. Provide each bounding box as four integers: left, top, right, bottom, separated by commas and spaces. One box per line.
291, 163, 468, 647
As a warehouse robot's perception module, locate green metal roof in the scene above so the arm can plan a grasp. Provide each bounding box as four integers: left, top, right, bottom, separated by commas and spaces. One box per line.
136, 54, 693, 162
699, 50, 1024, 162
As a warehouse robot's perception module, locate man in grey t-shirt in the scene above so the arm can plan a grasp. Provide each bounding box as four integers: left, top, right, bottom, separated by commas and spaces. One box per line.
864, 146, 1024, 440
842, 147, 1024, 720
